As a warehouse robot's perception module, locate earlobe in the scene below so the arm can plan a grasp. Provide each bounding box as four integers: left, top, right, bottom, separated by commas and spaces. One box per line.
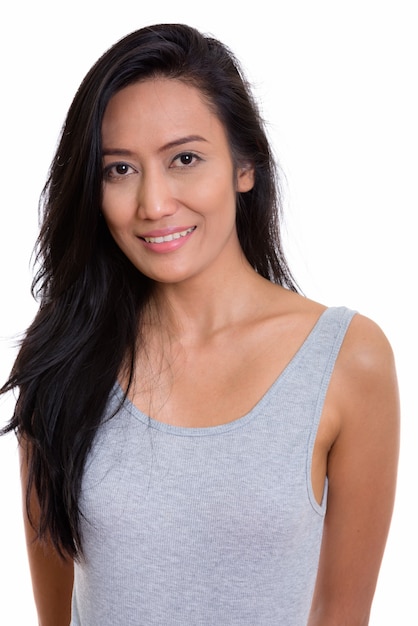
236, 165, 255, 193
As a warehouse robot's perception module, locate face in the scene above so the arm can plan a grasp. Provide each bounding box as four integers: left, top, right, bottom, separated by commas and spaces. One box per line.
101, 78, 254, 286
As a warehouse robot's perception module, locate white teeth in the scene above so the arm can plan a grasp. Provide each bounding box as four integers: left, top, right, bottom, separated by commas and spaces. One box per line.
143, 227, 195, 244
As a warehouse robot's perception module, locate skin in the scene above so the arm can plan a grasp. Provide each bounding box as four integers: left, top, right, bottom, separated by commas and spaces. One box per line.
24, 78, 399, 625
19, 442, 73, 626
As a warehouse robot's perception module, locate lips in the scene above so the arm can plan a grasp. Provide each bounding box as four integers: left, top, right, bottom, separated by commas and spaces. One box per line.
140, 226, 196, 244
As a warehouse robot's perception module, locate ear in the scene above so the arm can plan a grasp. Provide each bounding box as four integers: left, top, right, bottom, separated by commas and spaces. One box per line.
236, 163, 255, 193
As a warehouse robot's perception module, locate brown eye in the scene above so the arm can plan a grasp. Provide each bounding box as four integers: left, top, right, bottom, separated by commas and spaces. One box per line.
171, 152, 200, 168
179, 153, 193, 165
104, 162, 135, 180
115, 163, 130, 175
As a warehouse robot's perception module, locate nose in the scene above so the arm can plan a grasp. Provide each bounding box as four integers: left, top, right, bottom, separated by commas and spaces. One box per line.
136, 167, 178, 221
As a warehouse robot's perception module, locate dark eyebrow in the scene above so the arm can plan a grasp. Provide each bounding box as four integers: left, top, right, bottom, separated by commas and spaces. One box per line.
102, 148, 136, 158
102, 135, 208, 158
158, 135, 208, 152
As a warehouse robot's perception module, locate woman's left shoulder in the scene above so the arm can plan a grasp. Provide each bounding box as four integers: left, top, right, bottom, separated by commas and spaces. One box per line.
330, 310, 399, 438
339, 311, 397, 378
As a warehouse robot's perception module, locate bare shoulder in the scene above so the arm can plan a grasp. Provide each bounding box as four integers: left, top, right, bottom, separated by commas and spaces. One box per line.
340, 312, 396, 368
334, 313, 398, 411
327, 312, 399, 436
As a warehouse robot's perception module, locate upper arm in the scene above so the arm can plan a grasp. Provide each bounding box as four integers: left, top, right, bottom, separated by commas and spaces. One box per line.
19, 442, 74, 626
309, 314, 400, 625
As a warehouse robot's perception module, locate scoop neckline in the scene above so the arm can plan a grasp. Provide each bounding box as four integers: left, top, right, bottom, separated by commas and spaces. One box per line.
113, 306, 335, 437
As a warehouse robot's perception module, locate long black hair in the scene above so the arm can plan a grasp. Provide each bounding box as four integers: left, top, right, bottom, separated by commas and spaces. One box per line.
1, 23, 298, 558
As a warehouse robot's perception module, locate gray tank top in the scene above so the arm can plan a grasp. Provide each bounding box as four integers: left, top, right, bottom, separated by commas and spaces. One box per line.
71, 306, 355, 626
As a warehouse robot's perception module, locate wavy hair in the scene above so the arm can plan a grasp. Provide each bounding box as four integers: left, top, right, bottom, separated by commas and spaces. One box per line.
1, 23, 298, 558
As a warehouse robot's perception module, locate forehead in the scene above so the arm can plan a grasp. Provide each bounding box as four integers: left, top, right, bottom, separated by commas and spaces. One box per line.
101, 78, 225, 147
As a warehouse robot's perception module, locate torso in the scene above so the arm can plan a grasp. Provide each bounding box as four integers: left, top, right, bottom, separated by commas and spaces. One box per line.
74, 306, 358, 625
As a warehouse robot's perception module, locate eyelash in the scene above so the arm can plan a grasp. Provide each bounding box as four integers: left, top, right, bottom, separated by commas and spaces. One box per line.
103, 162, 135, 180
171, 151, 201, 168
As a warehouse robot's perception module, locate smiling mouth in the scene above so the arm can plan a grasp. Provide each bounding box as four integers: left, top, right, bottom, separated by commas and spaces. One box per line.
141, 226, 196, 244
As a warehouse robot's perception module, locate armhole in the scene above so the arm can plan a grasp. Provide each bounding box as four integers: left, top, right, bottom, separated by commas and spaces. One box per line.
306, 307, 357, 514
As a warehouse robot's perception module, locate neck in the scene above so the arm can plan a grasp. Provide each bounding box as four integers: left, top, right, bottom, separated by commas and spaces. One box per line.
147, 256, 268, 341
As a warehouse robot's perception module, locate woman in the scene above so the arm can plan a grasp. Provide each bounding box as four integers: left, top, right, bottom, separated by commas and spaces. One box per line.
1, 24, 399, 625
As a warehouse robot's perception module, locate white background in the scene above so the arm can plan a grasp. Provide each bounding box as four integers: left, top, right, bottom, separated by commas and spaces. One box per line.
0, 1, 416, 623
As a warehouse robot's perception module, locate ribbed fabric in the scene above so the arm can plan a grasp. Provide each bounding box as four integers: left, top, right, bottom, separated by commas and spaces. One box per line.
71, 306, 356, 626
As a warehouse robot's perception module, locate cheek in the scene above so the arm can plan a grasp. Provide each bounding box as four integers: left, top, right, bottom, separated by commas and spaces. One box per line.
189, 173, 236, 216
101, 187, 136, 228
